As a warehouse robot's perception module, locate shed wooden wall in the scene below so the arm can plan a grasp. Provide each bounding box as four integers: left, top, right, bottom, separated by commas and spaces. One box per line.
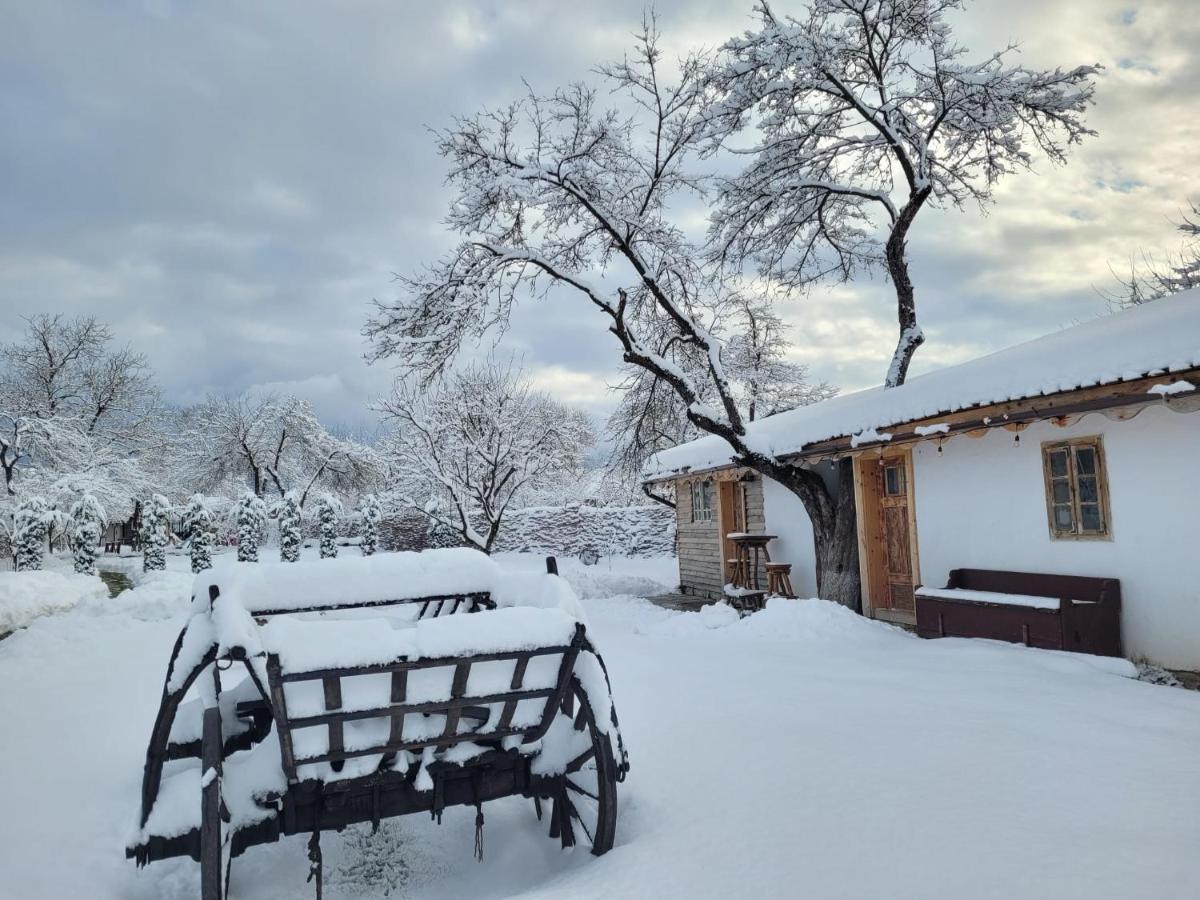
675, 472, 767, 599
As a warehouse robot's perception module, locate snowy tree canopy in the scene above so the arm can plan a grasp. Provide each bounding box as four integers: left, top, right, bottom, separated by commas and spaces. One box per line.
140, 492, 172, 572
234, 491, 268, 563
1, 315, 163, 514
13, 495, 51, 571
358, 492, 382, 556
181, 494, 214, 573
178, 392, 378, 504
68, 493, 106, 575
702, 0, 1099, 386
315, 492, 342, 559
273, 491, 303, 563
377, 360, 594, 553
1110, 198, 1200, 305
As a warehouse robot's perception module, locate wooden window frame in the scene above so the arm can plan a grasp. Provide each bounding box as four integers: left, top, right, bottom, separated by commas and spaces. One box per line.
690, 479, 714, 523
1041, 436, 1112, 541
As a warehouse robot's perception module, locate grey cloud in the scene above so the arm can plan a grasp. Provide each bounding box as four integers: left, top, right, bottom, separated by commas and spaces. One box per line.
1, 0, 1196, 428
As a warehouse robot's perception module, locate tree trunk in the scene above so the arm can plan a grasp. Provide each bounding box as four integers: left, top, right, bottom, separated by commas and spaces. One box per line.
884, 190, 931, 389
813, 459, 860, 611
751, 456, 860, 610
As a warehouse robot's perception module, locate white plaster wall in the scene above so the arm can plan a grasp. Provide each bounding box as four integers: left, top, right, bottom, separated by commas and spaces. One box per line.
761, 472, 821, 598
911, 404, 1200, 669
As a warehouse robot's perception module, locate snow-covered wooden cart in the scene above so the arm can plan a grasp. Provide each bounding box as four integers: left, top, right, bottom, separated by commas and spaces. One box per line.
127, 550, 628, 899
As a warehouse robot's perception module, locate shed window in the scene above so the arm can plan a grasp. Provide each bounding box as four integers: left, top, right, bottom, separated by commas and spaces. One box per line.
1042, 437, 1110, 539
690, 479, 714, 523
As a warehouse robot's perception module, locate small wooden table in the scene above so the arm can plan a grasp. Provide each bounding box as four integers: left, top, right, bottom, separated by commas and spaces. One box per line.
727, 533, 776, 591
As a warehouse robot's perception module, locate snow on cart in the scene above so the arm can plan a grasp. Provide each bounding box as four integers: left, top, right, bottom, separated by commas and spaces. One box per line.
127, 549, 629, 899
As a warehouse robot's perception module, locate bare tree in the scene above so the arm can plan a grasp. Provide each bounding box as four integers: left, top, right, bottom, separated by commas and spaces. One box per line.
366, 22, 870, 603
377, 361, 594, 553
180, 393, 378, 504
704, 0, 1099, 386
0, 315, 163, 496
1108, 199, 1200, 305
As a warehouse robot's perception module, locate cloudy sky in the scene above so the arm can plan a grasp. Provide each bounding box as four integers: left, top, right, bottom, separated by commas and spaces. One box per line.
2, 0, 1196, 430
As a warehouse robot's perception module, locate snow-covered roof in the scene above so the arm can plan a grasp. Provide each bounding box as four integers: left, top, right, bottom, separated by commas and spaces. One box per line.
644, 289, 1200, 480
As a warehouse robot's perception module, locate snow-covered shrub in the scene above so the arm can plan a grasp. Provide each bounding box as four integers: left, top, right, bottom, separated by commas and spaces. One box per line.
140, 493, 172, 572
181, 494, 214, 573
316, 494, 342, 559
358, 493, 381, 556
13, 495, 50, 571
235, 492, 267, 563
274, 492, 303, 563
69, 493, 106, 575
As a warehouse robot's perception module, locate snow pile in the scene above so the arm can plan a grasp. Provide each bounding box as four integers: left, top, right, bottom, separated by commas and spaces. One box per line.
647, 288, 1200, 477
259, 606, 580, 672
0, 570, 109, 632
93, 571, 195, 621
641, 596, 902, 642
198, 548, 503, 615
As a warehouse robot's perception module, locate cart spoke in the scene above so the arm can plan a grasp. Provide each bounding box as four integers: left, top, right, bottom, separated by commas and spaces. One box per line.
565, 778, 599, 801
567, 796, 595, 845
565, 747, 594, 773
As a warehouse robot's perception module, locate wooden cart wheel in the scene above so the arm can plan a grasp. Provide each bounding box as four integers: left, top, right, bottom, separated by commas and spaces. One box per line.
549, 679, 618, 856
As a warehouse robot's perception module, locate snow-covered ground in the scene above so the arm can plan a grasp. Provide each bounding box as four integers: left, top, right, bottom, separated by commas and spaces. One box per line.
0, 553, 1197, 899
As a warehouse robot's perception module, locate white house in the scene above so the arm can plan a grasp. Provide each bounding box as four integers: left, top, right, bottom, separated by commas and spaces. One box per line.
644, 290, 1200, 671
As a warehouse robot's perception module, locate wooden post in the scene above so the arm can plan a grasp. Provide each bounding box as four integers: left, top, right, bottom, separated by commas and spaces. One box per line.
546, 556, 558, 575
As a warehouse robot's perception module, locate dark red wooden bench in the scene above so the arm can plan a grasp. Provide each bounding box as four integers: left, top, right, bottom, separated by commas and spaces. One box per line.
915, 569, 1122, 657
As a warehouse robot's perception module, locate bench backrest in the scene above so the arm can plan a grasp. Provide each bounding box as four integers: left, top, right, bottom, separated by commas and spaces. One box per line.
948, 568, 1120, 605
247, 591, 495, 619
264, 622, 586, 783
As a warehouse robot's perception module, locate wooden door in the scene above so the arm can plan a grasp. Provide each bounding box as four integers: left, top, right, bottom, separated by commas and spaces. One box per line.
877, 459, 915, 613
718, 480, 746, 571
855, 451, 919, 617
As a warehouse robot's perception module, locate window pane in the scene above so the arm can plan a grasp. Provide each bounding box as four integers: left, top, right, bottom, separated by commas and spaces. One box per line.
1080, 503, 1103, 533
1078, 476, 1098, 503
1075, 446, 1097, 475
884, 464, 904, 496
1052, 479, 1072, 503
1048, 449, 1069, 477
1054, 505, 1075, 529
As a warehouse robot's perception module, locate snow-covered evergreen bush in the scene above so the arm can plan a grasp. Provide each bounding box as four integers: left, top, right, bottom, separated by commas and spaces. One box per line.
13, 495, 50, 571
358, 493, 381, 557
275, 492, 303, 563
69, 493, 106, 575
140, 493, 172, 572
182, 494, 214, 573
316, 494, 341, 559
235, 492, 267, 563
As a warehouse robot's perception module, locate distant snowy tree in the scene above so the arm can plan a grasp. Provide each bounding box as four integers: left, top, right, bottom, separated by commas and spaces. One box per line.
140, 493, 172, 572
68, 493, 106, 575
234, 492, 267, 563
13, 495, 50, 571
377, 361, 594, 554
1109, 199, 1200, 305
0, 314, 163, 496
358, 493, 381, 556
181, 494, 214, 573
274, 491, 303, 563
315, 494, 342, 559
705, 0, 1099, 387
179, 393, 378, 503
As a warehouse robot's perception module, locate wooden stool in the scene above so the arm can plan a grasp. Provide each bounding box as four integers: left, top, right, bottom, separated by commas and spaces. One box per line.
726, 558, 749, 589
766, 563, 795, 598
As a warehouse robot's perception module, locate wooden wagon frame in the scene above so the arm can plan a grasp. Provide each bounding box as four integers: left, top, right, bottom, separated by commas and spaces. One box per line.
128, 556, 629, 899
